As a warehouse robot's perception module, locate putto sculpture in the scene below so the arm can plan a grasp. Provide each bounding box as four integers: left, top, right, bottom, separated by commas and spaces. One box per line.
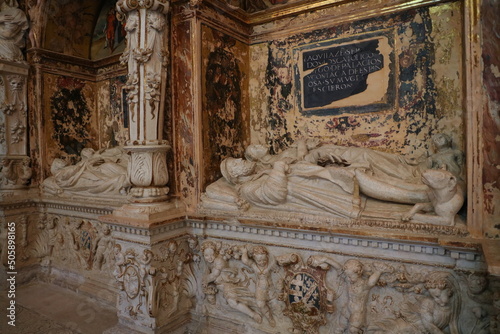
201, 135, 465, 226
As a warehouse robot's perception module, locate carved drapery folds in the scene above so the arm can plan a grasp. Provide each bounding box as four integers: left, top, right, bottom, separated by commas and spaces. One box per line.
116, 0, 170, 203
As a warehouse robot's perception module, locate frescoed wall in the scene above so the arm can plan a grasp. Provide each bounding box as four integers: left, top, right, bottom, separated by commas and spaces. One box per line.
201, 25, 250, 189
249, 2, 464, 161
42, 74, 98, 175
43, 0, 101, 58
481, 0, 500, 238
91, 0, 126, 60
96, 75, 129, 149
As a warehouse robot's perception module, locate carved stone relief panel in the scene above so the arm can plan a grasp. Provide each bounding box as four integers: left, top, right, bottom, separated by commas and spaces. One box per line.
192, 238, 499, 334
112, 237, 197, 330
29, 214, 116, 276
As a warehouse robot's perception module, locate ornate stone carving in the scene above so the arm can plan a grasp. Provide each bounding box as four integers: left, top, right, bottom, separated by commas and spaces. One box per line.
31, 215, 115, 272
200, 240, 266, 324
202, 135, 466, 226
0, 0, 29, 62
308, 255, 393, 334
278, 253, 333, 333
116, 0, 171, 203
41, 147, 130, 197
112, 239, 196, 328
367, 271, 462, 334
0, 56, 30, 190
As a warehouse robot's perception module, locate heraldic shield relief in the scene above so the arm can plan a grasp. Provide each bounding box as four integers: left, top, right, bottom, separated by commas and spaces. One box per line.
281, 261, 334, 333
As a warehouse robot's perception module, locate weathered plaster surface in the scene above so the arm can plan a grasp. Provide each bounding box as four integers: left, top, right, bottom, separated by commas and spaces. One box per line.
43, 74, 97, 175
481, 0, 500, 238
201, 25, 250, 188
43, 0, 101, 59
172, 16, 198, 209
249, 3, 464, 160
96, 75, 129, 149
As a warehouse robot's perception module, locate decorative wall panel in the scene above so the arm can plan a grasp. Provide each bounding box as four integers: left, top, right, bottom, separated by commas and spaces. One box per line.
249, 2, 464, 161
201, 24, 250, 189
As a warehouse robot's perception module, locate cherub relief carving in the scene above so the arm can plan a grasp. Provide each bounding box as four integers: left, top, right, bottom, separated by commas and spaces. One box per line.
308, 256, 393, 334
240, 245, 279, 327
367, 271, 461, 334
201, 240, 262, 323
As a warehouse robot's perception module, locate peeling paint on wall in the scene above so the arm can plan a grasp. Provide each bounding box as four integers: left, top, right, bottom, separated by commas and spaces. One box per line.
172, 17, 197, 207
43, 74, 97, 175
97, 75, 129, 149
482, 0, 500, 238
250, 3, 464, 162
201, 25, 249, 188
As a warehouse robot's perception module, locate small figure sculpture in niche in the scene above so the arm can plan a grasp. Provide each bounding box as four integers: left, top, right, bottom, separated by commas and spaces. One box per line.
367, 271, 461, 334
241, 245, 278, 327
0, 0, 29, 62
201, 241, 262, 324
308, 255, 393, 334
41, 147, 130, 197
202, 134, 466, 227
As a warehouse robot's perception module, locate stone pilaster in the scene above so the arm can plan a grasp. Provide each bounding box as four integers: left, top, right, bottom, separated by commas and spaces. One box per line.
116, 0, 171, 205
0, 60, 32, 190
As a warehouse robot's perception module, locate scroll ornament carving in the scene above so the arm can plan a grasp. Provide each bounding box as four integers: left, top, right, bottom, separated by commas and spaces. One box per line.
113, 240, 196, 322
367, 271, 462, 334
202, 134, 465, 227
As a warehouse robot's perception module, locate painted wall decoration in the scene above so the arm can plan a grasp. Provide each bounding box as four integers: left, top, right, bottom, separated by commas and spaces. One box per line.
44, 0, 100, 58
97, 75, 129, 148
295, 31, 395, 116
481, 0, 500, 237
202, 26, 249, 189
249, 2, 464, 162
43, 74, 97, 174
91, 0, 126, 60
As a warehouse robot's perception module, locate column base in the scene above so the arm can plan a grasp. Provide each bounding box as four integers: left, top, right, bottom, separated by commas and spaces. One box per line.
112, 200, 183, 222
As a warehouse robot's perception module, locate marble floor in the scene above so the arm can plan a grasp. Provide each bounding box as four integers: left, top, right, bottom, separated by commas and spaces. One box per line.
0, 282, 119, 334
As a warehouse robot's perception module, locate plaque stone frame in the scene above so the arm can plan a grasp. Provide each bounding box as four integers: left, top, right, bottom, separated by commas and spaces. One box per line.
294, 30, 396, 116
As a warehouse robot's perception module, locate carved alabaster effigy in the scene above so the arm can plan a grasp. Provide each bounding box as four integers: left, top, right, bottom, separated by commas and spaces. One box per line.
41, 147, 130, 198
201, 135, 465, 227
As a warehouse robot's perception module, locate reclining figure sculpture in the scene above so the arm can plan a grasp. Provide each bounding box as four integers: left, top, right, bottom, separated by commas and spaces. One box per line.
202, 135, 465, 226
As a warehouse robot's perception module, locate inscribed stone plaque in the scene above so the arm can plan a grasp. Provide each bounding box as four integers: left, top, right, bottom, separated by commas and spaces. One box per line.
295, 31, 395, 116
